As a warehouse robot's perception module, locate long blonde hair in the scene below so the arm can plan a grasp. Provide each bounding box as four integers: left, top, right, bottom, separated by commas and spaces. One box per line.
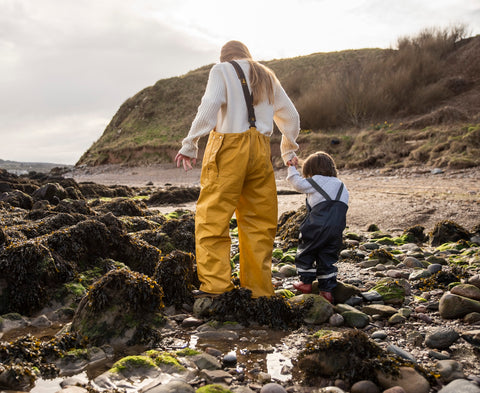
220, 40, 276, 105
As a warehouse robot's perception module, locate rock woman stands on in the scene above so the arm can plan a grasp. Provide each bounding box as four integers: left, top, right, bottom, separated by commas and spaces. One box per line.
175, 40, 300, 298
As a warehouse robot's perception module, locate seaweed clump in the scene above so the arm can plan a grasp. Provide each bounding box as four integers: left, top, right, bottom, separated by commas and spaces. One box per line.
161, 211, 195, 253
0, 241, 74, 315
430, 220, 471, 246
296, 330, 435, 386
276, 206, 307, 250
147, 186, 200, 205
368, 248, 397, 264
0, 332, 81, 390
153, 250, 198, 307
71, 268, 164, 346
413, 268, 466, 291
402, 225, 428, 244
201, 288, 307, 329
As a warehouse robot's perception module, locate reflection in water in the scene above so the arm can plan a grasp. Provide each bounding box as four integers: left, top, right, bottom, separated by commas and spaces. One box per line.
9, 327, 293, 392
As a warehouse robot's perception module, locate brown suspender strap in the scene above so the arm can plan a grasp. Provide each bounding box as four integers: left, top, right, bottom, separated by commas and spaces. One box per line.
229, 60, 256, 128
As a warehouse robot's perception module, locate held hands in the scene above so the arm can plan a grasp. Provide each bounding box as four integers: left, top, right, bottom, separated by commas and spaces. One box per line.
174, 153, 197, 172
286, 156, 298, 168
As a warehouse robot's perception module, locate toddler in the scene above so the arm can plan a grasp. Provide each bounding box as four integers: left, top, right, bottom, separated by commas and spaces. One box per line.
286, 151, 349, 303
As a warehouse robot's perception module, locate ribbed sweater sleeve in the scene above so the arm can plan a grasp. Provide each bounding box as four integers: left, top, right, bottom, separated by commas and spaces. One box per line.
273, 82, 300, 164
178, 65, 226, 158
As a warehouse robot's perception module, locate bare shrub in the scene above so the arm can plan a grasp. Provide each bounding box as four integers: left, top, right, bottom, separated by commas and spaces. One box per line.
296, 79, 343, 129
295, 24, 469, 130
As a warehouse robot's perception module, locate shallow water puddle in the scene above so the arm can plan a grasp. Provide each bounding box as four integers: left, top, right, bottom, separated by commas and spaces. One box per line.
4, 327, 294, 392
189, 328, 293, 382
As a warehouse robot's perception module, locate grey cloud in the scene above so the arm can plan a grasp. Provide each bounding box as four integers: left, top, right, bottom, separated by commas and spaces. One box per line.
0, 0, 218, 163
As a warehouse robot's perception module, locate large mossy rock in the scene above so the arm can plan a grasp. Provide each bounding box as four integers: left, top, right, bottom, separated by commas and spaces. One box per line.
297, 330, 432, 388
288, 294, 333, 324
71, 268, 165, 346
370, 278, 408, 305
276, 206, 307, 250
195, 288, 304, 329
0, 241, 74, 315
32, 183, 68, 204
430, 220, 471, 246
0, 212, 161, 315
153, 250, 197, 307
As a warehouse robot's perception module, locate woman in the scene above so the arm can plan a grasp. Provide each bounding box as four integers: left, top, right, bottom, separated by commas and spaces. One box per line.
175, 40, 300, 298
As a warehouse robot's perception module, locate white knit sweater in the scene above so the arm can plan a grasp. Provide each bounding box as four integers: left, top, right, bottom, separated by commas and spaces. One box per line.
287, 166, 350, 207
179, 59, 300, 164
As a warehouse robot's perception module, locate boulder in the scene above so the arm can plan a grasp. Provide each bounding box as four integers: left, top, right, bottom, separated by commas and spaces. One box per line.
370, 278, 408, 305
438, 379, 480, 393
376, 367, 430, 393
430, 220, 471, 246
289, 294, 333, 324
425, 327, 460, 349
153, 250, 197, 307
33, 183, 68, 204
71, 268, 164, 346
450, 283, 480, 300
439, 292, 480, 319
0, 190, 33, 209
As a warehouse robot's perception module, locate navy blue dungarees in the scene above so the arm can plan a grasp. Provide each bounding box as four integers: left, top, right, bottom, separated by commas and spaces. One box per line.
295, 178, 348, 290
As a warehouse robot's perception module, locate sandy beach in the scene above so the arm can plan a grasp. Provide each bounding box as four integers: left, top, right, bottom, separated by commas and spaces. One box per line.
66, 164, 480, 234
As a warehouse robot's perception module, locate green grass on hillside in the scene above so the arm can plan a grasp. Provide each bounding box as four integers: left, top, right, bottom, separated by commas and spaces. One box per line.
78, 26, 480, 169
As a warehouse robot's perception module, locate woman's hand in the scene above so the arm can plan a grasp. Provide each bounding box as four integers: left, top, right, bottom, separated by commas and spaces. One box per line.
286, 156, 298, 167
175, 153, 197, 172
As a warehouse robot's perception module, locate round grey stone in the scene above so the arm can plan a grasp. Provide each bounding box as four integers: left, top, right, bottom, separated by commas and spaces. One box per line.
259, 383, 287, 393
425, 327, 460, 350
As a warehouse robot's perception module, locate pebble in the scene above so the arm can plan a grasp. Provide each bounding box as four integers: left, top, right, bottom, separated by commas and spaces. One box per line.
408, 269, 431, 280
428, 350, 450, 360
403, 257, 423, 268
383, 388, 406, 393
427, 263, 443, 274
259, 383, 287, 393
143, 381, 195, 393
360, 290, 383, 302
436, 359, 465, 382
205, 347, 222, 357
414, 313, 433, 323
181, 317, 203, 328
424, 327, 460, 350
223, 351, 237, 367
388, 313, 406, 324
350, 380, 380, 393
200, 369, 234, 384
468, 274, 480, 289
461, 329, 480, 346
437, 379, 480, 393
371, 330, 388, 340
329, 313, 344, 327
386, 344, 417, 363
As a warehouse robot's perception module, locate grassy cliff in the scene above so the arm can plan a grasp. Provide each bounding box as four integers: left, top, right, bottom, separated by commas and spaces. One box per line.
77, 28, 480, 170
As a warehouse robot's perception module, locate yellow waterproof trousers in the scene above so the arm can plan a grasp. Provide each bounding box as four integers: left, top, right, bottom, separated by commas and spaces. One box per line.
195, 127, 277, 298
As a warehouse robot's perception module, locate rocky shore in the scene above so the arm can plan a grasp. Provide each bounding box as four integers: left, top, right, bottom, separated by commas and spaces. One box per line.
0, 167, 479, 393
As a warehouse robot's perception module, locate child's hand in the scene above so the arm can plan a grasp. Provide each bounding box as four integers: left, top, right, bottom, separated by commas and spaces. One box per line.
287, 156, 298, 167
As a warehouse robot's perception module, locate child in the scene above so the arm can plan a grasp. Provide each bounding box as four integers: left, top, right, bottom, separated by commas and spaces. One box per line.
286, 151, 349, 303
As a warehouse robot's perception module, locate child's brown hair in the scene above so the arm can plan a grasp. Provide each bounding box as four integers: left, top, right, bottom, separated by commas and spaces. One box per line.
302, 151, 337, 178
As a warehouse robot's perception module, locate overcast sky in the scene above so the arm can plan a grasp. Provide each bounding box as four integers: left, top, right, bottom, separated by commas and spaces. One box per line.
1, 0, 479, 165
